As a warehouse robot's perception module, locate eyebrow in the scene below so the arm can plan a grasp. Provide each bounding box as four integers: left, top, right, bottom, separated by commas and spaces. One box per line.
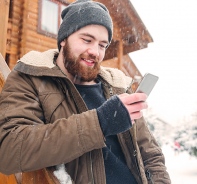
79, 33, 109, 45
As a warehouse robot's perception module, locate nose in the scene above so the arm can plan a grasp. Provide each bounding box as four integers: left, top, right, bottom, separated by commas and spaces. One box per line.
87, 44, 99, 58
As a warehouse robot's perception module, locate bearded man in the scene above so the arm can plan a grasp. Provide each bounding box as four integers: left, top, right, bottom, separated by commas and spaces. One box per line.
0, 0, 171, 183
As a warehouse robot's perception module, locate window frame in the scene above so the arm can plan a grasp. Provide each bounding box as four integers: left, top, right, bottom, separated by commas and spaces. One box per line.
37, 0, 68, 38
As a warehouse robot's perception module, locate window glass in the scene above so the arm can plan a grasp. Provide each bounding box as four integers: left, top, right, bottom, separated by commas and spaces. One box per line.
41, 0, 59, 35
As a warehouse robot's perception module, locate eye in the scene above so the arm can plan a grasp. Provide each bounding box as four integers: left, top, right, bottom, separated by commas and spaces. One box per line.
82, 38, 91, 43
99, 44, 107, 50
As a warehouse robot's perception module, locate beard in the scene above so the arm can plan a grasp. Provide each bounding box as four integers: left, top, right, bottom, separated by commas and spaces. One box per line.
62, 41, 101, 82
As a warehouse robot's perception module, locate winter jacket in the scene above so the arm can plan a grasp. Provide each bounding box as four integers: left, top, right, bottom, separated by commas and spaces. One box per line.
0, 49, 171, 184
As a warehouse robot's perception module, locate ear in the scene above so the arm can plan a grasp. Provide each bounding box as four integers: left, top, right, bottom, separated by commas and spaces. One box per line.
60, 40, 66, 47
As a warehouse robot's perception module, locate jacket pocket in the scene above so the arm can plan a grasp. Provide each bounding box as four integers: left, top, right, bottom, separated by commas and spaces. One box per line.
39, 92, 65, 123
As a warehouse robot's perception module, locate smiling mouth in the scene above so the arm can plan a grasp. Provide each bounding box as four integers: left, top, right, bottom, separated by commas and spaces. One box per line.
81, 58, 95, 66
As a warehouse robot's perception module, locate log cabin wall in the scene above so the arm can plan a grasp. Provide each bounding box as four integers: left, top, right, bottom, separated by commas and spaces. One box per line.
102, 55, 142, 78
7, 0, 57, 70
5, 0, 120, 70
4, 0, 152, 76
0, 0, 10, 59
20, 0, 57, 55
6, 0, 23, 69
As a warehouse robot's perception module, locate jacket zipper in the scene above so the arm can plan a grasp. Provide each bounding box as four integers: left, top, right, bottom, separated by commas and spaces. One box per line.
100, 79, 113, 97
90, 152, 95, 184
56, 78, 95, 184
129, 133, 141, 177
145, 169, 154, 184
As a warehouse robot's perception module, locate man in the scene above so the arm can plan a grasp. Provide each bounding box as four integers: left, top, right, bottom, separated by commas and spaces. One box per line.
0, 0, 171, 183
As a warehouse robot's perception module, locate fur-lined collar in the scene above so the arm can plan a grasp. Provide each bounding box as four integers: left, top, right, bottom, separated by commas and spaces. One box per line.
16, 49, 132, 89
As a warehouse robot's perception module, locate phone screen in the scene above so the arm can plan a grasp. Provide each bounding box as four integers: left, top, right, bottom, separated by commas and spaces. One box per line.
135, 73, 159, 97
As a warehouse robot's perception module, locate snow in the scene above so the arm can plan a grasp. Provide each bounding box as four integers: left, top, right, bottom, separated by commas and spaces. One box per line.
130, 0, 197, 124
162, 144, 197, 184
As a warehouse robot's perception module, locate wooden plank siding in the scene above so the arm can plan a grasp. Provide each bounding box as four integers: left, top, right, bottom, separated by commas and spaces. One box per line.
103, 55, 142, 78
6, 0, 56, 69
3, 0, 153, 74
20, 0, 56, 58
0, 0, 10, 58
6, 0, 23, 69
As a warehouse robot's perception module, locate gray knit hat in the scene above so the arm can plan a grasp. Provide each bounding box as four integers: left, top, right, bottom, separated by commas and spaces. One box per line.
57, 0, 113, 50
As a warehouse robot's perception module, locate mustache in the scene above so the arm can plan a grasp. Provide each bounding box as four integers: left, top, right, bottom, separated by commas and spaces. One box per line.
80, 53, 99, 63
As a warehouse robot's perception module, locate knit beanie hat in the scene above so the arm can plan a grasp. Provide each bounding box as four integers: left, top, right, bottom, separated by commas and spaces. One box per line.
57, 0, 113, 51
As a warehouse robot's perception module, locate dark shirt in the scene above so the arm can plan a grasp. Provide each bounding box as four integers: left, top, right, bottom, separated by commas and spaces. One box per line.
75, 82, 137, 184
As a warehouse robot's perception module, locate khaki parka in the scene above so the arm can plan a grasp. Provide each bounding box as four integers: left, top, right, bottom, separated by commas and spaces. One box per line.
0, 49, 171, 184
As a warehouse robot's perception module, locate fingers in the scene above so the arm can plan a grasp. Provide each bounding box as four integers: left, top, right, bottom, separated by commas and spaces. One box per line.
125, 101, 148, 113
118, 93, 148, 121
130, 111, 143, 121
119, 93, 147, 105
126, 101, 147, 119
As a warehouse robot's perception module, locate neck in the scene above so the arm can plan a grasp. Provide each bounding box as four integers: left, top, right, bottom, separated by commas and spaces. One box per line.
74, 79, 97, 85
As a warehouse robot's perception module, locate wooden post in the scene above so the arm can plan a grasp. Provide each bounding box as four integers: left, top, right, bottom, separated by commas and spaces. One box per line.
0, 53, 10, 91
117, 40, 123, 70
0, 0, 10, 58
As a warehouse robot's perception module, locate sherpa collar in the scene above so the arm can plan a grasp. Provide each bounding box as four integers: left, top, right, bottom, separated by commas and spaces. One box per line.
16, 49, 132, 89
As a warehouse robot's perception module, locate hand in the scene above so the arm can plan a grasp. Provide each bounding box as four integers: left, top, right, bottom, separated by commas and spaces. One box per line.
118, 93, 148, 124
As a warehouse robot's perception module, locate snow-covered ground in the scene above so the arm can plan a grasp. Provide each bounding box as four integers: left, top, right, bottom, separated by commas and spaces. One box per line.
162, 145, 197, 184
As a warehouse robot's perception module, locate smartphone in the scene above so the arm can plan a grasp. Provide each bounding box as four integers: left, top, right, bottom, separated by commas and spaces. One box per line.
135, 73, 159, 97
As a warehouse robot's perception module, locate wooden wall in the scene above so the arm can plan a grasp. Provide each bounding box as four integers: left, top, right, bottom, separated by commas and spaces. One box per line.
0, 0, 10, 59
7, 0, 57, 69
7, 0, 123, 70
20, 0, 56, 54
5, 0, 142, 77
7, 0, 23, 69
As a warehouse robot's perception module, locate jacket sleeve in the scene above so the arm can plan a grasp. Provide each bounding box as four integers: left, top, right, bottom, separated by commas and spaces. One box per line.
135, 117, 171, 183
0, 70, 105, 175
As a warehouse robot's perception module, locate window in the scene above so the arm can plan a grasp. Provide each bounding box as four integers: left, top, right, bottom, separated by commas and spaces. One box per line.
38, 0, 67, 38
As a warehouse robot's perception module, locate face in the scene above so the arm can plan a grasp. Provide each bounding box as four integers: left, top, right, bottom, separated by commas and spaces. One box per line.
60, 25, 109, 84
